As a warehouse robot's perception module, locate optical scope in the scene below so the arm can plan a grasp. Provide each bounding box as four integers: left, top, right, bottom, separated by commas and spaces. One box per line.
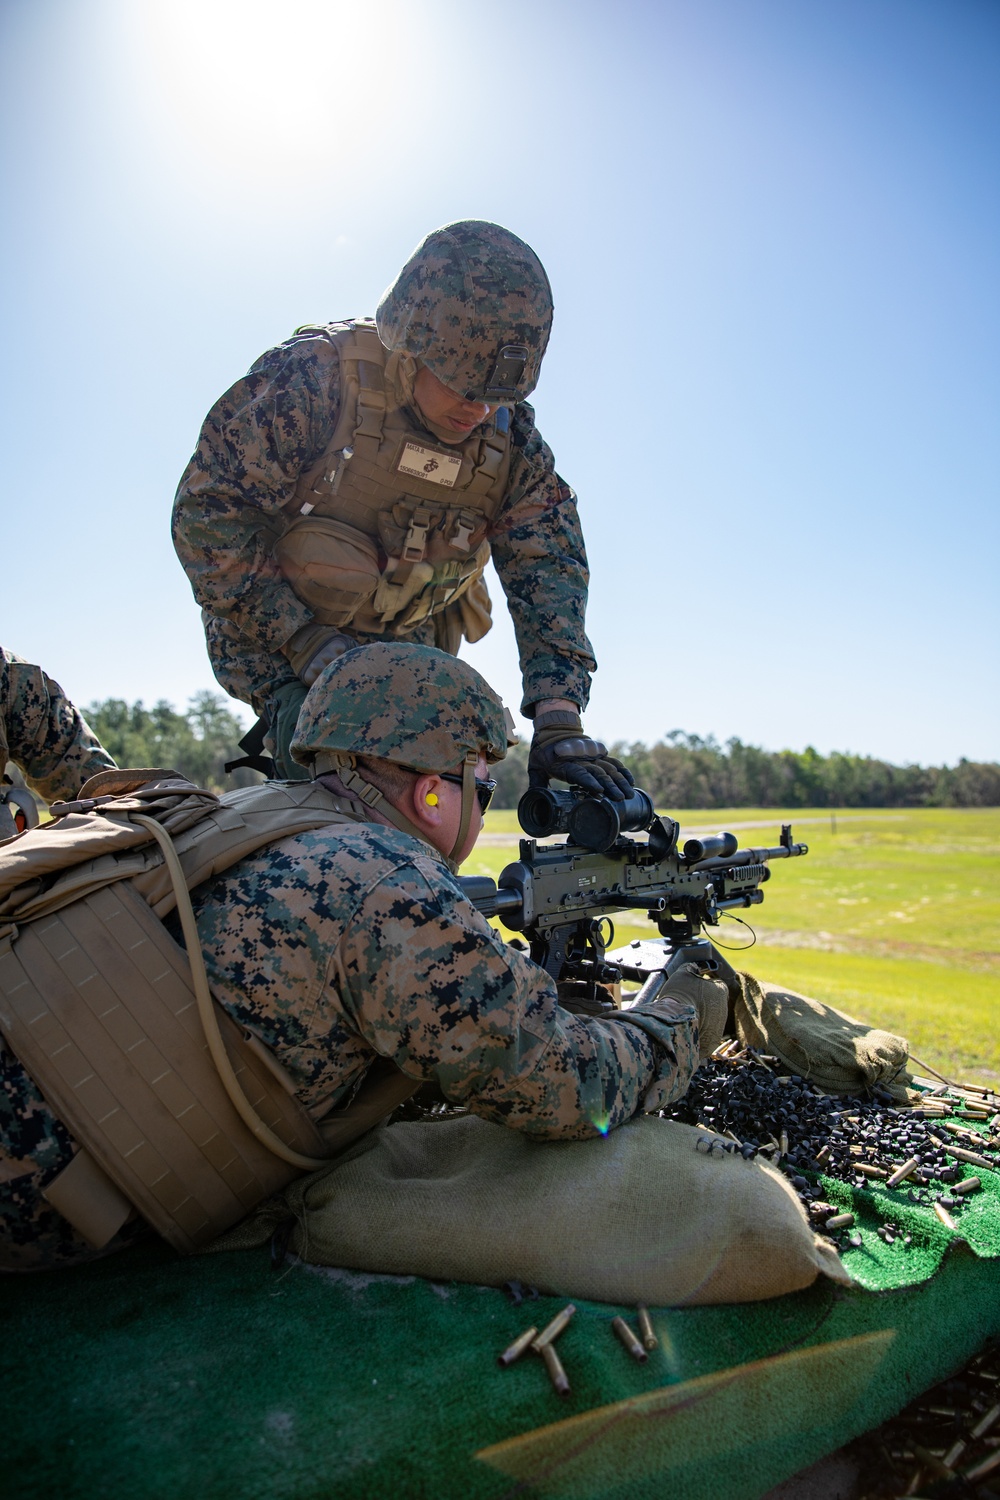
517, 786, 656, 852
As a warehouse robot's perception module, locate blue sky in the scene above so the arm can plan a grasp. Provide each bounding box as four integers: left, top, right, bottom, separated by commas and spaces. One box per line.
1, 0, 997, 765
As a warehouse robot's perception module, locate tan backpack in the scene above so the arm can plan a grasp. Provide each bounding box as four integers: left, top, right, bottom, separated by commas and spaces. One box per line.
0, 770, 416, 1254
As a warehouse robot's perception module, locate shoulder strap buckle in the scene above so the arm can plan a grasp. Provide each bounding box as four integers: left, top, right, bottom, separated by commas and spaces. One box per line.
355, 389, 386, 443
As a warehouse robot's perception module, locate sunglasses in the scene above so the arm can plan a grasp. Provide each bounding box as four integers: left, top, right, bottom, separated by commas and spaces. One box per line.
437, 773, 497, 815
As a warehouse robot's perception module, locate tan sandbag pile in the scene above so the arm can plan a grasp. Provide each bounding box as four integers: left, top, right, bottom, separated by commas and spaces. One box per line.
733, 972, 911, 1098
216, 1113, 852, 1305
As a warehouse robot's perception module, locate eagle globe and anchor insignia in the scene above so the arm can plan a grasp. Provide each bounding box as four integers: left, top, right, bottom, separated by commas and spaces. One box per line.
396, 442, 462, 488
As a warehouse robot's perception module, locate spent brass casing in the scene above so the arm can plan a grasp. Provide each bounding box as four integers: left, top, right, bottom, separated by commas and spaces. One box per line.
539, 1340, 571, 1398
532, 1303, 576, 1351
970, 1401, 1000, 1440
497, 1326, 539, 1367
825, 1212, 856, 1231
612, 1317, 648, 1363
945, 1144, 994, 1170
636, 1305, 658, 1352
854, 1161, 887, 1179
952, 1176, 982, 1196
910, 1443, 955, 1480
965, 1448, 1000, 1484
886, 1157, 920, 1189
934, 1201, 957, 1231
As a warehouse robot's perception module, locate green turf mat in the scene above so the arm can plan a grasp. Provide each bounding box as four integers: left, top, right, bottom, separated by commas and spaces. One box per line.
4, 1234, 1000, 1500
819, 1159, 1000, 1288
7, 1099, 1000, 1498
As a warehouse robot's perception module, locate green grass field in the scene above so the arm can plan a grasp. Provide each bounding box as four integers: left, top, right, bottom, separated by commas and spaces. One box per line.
471, 806, 1000, 1087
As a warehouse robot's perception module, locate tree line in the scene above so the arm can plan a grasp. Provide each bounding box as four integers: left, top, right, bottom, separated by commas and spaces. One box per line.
86, 693, 256, 792
492, 733, 1000, 809
84, 698, 1000, 809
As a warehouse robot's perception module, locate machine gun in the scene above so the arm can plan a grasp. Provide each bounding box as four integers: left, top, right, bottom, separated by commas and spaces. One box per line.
458, 785, 808, 1005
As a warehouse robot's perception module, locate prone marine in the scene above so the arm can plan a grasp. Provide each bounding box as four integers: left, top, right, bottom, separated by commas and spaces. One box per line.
0, 643, 726, 1272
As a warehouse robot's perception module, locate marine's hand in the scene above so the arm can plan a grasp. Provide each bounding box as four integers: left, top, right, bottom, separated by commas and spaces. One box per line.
659, 964, 730, 1059
283, 624, 354, 687
665, 942, 739, 998
528, 710, 634, 800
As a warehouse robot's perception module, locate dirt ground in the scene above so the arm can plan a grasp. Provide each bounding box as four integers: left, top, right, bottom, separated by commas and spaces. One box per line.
766, 1338, 1000, 1499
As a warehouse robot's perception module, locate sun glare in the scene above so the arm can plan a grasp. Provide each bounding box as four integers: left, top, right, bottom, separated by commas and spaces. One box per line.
125, 0, 426, 193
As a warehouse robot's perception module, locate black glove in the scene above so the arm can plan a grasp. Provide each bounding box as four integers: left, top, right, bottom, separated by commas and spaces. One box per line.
556, 980, 619, 1017
528, 710, 634, 800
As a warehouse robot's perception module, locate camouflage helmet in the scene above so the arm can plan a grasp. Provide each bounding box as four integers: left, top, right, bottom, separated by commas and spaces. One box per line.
375, 220, 553, 406
291, 642, 512, 773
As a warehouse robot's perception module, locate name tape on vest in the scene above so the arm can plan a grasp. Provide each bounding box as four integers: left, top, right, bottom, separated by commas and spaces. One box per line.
397, 443, 462, 488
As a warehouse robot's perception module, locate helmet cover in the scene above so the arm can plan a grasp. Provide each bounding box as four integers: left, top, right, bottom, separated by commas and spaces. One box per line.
291, 642, 512, 773
375, 220, 553, 405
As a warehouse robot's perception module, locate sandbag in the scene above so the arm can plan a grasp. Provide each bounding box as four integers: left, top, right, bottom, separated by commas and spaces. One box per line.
219, 1113, 851, 1305
733, 972, 911, 1097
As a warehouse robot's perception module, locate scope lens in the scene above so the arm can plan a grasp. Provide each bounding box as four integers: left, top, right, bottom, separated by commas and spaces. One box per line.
517, 787, 575, 837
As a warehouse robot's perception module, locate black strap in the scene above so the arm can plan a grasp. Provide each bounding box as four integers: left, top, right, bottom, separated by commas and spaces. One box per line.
225, 715, 276, 778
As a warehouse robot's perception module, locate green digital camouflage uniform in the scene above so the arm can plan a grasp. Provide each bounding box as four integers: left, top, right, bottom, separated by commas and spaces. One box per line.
0, 823, 700, 1271
1, 647, 115, 804
0, 645, 697, 1271
171, 222, 596, 717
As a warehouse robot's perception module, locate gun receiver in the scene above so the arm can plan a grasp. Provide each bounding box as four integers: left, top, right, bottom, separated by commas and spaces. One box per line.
460, 789, 808, 986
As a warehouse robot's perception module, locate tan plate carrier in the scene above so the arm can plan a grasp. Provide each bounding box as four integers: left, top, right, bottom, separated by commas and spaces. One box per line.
0, 772, 417, 1254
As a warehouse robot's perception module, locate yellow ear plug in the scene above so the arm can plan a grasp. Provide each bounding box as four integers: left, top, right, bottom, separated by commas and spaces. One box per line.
425, 793, 439, 805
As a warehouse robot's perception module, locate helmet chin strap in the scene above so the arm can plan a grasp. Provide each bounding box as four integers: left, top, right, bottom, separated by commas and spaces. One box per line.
311, 749, 476, 873
449, 750, 479, 865
313, 751, 429, 846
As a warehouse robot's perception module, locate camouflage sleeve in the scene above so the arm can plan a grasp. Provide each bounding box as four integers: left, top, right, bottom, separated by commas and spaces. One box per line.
171, 333, 343, 656
201, 612, 300, 716
488, 402, 597, 715
337, 854, 699, 1140
0, 649, 116, 803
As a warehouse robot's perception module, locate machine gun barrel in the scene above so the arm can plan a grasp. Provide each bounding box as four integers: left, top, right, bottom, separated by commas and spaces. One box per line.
691, 839, 808, 872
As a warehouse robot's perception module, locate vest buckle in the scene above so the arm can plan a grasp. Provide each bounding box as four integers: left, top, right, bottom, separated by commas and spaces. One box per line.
401, 510, 430, 564
450, 510, 477, 553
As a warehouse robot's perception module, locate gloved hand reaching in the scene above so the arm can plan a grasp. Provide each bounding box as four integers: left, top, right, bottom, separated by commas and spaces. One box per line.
528, 709, 634, 800
283, 624, 355, 687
